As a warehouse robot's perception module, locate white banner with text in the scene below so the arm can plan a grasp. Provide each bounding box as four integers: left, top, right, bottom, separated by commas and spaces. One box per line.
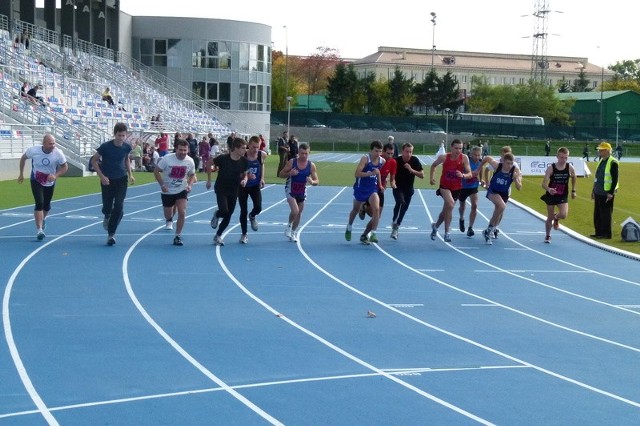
514, 156, 591, 177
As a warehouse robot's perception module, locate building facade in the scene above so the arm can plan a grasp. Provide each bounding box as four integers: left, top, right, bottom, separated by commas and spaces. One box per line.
353, 46, 614, 101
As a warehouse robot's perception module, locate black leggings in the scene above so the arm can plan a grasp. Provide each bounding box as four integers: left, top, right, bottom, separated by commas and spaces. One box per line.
215, 191, 238, 236
101, 176, 128, 235
238, 185, 262, 234
31, 180, 55, 211
392, 187, 414, 225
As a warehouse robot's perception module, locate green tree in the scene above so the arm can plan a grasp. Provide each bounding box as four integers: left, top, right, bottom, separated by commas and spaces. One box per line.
326, 62, 358, 112
571, 68, 592, 92
413, 69, 439, 111
609, 59, 640, 80
435, 71, 463, 111
387, 67, 415, 115
467, 78, 574, 125
557, 76, 571, 93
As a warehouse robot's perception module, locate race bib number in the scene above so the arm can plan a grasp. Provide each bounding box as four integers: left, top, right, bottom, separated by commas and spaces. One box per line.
169, 166, 187, 179
550, 183, 566, 194
291, 181, 306, 194
35, 170, 49, 185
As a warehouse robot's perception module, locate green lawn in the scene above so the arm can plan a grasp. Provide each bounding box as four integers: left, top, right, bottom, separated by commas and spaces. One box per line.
2, 154, 638, 255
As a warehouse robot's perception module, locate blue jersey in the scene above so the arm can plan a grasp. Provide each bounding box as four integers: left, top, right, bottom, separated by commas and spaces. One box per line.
96, 140, 131, 179
488, 162, 515, 193
285, 159, 312, 198
245, 151, 263, 187
354, 154, 383, 191
462, 158, 481, 189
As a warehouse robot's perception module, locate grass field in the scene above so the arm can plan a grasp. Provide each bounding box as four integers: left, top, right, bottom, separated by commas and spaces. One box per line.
2, 153, 638, 255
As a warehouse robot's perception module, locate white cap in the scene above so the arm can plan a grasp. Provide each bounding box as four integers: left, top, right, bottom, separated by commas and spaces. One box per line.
388, 136, 394, 141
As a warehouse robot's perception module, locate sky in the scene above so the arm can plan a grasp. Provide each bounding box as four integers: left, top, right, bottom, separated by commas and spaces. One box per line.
41, 0, 638, 68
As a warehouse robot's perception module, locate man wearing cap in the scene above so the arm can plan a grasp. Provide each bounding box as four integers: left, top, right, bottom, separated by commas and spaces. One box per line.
591, 142, 619, 239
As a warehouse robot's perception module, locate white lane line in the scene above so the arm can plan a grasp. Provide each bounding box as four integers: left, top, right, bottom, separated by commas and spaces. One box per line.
123, 197, 286, 426
416, 190, 640, 318
0, 364, 529, 420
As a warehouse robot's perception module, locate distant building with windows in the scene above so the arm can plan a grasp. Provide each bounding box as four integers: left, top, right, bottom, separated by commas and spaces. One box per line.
352, 46, 615, 105
125, 15, 272, 133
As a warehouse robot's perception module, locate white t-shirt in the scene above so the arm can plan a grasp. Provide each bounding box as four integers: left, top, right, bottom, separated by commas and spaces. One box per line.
156, 153, 196, 194
25, 145, 67, 187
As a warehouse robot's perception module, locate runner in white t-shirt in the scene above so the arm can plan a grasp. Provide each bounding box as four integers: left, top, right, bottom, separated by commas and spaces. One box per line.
154, 139, 197, 246
18, 134, 68, 241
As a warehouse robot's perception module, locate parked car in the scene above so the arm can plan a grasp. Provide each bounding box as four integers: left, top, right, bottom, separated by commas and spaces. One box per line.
304, 118, 326, 128
351, 120, 369, 129
419, 122, 446, 133
395, 122, 417, 132
270, 117, 284, 126
372, 120, 395, 131
328, 119, 349, 129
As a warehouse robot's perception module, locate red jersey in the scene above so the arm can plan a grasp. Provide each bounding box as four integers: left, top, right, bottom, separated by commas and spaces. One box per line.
379, 157, 397, 189
439, 153, 464, 191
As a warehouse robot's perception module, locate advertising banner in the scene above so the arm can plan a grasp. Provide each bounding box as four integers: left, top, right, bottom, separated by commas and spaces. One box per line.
513, 156, 591, 177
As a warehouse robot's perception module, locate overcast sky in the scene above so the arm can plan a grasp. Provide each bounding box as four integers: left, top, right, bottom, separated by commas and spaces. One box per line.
40, 0, 639, 67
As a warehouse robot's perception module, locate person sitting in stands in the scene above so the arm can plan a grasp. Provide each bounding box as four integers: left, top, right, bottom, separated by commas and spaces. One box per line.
26, 84, 46, 106
102, 87, 115, 106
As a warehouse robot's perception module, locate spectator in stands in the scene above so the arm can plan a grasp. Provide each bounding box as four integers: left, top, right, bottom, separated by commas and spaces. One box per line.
277, 130, 289, 176
287, 134, 299, 160
210, 138, 221, 158
226, 132, 236, 151
199, 135, 211, 172
259, 134, 267, 153
144, 146, 160, 172
186, 133, 200, 171
20, 82, 29, 99
131, 140, 143, 171
21, 31, 30, 50
154, 132, 169, 157
26, 84, 46, 106
102, 87, 115, 106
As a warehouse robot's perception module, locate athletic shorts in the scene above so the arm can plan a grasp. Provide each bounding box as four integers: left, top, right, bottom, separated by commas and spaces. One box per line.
161, 190, 188, 207
436, 187, 461, 201
487, 189, 509, 203
459, 187, 479, 203
353, 184, 377, 203
540, 193, 567, 206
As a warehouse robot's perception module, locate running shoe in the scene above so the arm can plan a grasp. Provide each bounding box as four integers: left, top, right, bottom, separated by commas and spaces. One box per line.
36, 230, 45, 241
239, 234, 248, 244
291, 231, 298, 242
459, 218, 465, 233
213, 234, 224, 246
430, 223, 437, 240
544, 235, 551, 243
210, 211, 219, 229
360, 234, 370, 245
345, 228, 352, 241
391, 225, 399, 240
369, 233, 378, 243
107, 235, 116, 246
466, 227, 475, 237
358, 203, 367, 220
173, 235, 183, 246
285, 225, 293, 239
444, 233, 451, 242
250, 215, 259, 231
493, 228, 499, 239
165, 220, 173, 230
103, 215, 110, 230
553, 218, 559, 230
483, 229, 492, 245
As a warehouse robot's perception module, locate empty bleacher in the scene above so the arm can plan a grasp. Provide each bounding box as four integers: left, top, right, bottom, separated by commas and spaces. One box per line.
0, 17, 255, 178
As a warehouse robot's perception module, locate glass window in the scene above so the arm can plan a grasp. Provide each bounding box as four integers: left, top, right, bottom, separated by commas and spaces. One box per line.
154, 39, 167, 54
207, 83, 218, 100
141, 55, 152, 66
207, 41, 218, 57
140, 38, 153, 55
219, 41, 232, 69
192, 81, 205, 98
219, 83, 231, 109
239, 43, 249, 71
154, 56, 167, 67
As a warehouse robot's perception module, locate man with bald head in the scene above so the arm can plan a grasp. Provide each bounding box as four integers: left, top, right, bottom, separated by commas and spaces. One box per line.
18, 134, 69, 240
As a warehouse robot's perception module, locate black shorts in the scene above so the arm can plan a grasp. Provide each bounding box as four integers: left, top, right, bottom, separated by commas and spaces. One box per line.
161, 190, 188, 207
459, 187, 478, 202
436, 187, 461, 201
540, 193, 567, 206
487, 190, 509, 203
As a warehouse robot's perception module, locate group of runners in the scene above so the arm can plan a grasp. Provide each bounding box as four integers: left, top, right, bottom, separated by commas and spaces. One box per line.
18, 124, 587, 246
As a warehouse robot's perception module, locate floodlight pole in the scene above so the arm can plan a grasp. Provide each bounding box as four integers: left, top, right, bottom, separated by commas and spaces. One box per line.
430, 12, 437, 70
